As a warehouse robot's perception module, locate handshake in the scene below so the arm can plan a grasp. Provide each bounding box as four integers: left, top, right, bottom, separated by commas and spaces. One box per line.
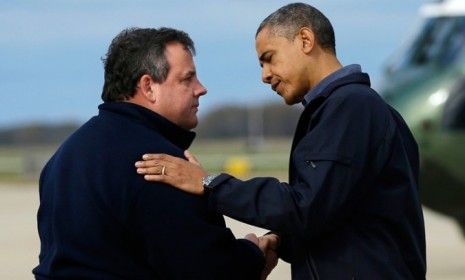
245, 233, 280, 280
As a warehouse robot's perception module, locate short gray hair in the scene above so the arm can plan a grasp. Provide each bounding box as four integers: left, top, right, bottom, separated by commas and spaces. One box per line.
256, 2, 336, 54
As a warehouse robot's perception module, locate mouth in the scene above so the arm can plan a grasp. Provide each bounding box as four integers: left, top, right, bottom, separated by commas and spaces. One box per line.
271, 81, 280, 92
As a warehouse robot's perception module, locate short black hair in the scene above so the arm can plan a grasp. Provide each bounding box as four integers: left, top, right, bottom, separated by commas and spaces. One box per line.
256, 2, 336, 54
101, 27, 195, 102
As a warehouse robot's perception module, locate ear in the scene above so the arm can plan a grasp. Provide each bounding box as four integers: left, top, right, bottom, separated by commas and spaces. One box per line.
297, 27, 315, 54
138, 74, 158, 103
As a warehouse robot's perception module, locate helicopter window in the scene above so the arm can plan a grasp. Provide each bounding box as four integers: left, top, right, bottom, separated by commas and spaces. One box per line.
391, 16, 465, 70
443, 78, 465, 130
439, 17, 465, 64
412, 17, 465, 66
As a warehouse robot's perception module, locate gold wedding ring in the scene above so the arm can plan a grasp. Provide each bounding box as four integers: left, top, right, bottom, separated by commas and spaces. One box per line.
161, 165, 166, 176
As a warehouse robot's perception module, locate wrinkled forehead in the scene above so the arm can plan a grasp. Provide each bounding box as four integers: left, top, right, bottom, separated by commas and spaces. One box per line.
257, 24, 299, 42
165, 42, 193, 57
256, 26, 274, 41
164, 42, 196, 75
255, 27, 275, 48
255, 27, 289, 53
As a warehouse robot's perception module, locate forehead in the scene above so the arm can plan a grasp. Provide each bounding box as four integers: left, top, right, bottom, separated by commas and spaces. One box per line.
255, 28, 291, 55
165, 42, 195, 74
165, 42, 195, 65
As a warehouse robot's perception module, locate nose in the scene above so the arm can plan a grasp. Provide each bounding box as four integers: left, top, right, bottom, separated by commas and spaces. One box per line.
261, 64, 272, 84
195, 79, 207, 96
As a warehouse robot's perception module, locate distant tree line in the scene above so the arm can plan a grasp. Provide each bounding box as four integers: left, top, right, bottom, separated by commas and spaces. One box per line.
0, 102, 302, 145
0, 122, 80, 146
195, 102, 302, 139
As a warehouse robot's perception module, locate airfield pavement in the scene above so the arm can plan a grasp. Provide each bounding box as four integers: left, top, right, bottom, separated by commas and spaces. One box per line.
1, 183, 464, 279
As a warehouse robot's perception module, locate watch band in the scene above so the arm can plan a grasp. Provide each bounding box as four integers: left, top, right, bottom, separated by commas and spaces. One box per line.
202, 174, 218, 191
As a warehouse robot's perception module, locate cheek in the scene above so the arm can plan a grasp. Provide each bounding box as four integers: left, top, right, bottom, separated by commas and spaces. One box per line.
273, 63, 293, 82
286, 64, 306, 87
180, 99, 195, 114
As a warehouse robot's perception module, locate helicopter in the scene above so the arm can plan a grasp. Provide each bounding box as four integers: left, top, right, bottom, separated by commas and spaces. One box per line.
379, 0, 465, 236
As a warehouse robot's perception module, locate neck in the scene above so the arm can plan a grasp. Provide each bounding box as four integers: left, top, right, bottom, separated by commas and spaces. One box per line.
126, 92, 153, 111
309, 50, 342, 89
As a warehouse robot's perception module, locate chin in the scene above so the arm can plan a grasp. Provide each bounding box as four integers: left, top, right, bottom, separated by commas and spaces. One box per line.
282, 95, 301, 105
184, 119, 198, 130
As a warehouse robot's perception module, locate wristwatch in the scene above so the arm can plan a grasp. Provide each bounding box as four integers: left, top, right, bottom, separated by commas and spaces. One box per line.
202, 174, 218, 192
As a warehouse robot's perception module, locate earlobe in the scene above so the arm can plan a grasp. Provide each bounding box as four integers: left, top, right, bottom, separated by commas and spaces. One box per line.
148, 85, 158, 103
149, 82, 162, 103
147, 93, 156, 103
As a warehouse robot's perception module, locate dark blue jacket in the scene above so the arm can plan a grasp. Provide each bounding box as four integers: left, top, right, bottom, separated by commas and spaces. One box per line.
33, 102, 264, 279
207, 73, 426, 279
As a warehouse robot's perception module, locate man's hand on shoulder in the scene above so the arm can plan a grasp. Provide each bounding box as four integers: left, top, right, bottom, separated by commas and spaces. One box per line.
135, 150, 207, 194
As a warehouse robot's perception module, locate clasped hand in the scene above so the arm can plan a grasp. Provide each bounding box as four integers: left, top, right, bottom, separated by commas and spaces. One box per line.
245, 233, 280, 280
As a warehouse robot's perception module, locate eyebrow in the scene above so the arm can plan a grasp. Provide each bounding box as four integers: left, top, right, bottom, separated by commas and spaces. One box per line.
183, 70, 196, 78
259, 51, 272, 67
259, 51, 272, 62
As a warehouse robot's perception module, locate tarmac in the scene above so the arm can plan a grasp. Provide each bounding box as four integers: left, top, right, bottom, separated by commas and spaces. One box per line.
1, 184, 464, 279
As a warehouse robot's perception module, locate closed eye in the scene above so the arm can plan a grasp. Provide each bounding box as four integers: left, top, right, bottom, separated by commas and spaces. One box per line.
182, 70, 196, 83
259, 51, 272, 67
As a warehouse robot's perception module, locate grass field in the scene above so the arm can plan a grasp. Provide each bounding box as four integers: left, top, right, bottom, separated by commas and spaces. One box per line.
191, 138, 292, 179
0, 138, 293, 183
0, 145, 57, 183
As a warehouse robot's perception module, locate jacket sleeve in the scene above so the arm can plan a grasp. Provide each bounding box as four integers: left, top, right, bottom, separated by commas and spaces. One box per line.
206, 92, 392, 260
129, 179, 265, 280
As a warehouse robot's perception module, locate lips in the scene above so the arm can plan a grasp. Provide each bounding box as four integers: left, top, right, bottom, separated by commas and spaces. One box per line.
271, 81, 280, 92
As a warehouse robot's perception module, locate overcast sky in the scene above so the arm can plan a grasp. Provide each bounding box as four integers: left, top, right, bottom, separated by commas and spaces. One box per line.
0, 0, 426, 127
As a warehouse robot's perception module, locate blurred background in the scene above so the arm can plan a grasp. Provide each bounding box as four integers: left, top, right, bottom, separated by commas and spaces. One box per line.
1, 0, 464, 279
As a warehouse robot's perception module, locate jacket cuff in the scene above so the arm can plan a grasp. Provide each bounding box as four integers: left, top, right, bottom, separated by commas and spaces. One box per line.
206, 173, 234, 212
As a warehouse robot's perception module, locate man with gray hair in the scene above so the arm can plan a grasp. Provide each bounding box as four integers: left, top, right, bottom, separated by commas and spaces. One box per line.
33, 27, 278, 279
136, 3, 427, 279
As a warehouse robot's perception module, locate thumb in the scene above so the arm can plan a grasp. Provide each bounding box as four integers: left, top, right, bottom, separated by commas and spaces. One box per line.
244, 233, 259, 246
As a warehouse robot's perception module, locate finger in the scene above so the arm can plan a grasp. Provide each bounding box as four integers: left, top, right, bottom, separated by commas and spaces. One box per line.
142, 153, 178, 162
266, 249, 278, 264
184, 150, 200, 165
259, 235, 278, 252
261, 234, 280, 250
135, 159, 160, 168
135, 160, 178, 171
143, 174, 166, 182
261, 250, 279, 280
244, 233, 259, 246
141, 153, 163, 160
266, 235, 280, 251
137, 166, 164, 175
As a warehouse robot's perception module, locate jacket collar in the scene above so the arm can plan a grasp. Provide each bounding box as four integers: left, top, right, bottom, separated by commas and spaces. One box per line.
302, 64, 362, 106
304, 72, 371, 108
98, 102, 196, 150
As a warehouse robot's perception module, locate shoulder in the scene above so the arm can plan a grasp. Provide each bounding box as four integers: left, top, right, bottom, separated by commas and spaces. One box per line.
322, 83, 392, 127
311, 84, 395, 151
331, 83, 386, 109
